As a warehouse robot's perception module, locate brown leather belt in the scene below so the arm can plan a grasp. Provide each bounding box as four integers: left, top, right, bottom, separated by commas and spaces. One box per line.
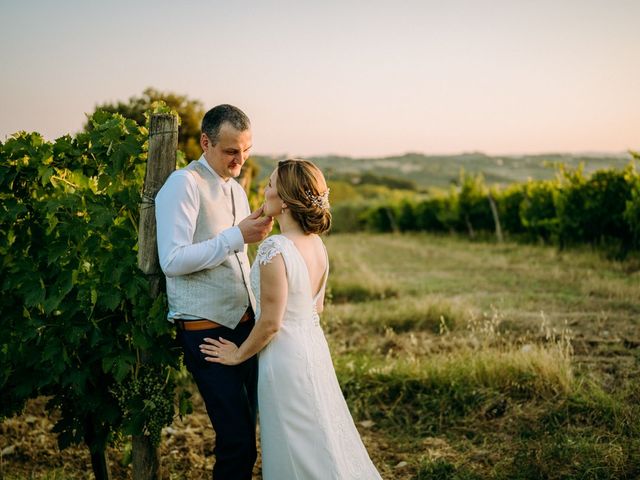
175, 308, 254, 331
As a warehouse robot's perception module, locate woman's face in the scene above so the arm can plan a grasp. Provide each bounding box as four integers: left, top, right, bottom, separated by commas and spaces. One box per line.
263, 168, 282, 217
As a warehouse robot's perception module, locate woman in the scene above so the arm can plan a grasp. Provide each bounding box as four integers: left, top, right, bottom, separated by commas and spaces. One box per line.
200, 159, 382, 479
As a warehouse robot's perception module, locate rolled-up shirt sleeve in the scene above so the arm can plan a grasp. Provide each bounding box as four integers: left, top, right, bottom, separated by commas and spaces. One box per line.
155, 171, 244, 277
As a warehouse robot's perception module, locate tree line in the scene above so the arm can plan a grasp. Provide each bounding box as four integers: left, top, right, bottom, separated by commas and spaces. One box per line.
330, 159, 640, 257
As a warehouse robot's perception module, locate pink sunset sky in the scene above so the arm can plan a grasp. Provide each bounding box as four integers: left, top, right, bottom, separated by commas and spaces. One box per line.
1, 0, 638, 157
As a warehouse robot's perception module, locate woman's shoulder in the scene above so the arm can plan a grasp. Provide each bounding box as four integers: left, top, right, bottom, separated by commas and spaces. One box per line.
256, 234, 288, 265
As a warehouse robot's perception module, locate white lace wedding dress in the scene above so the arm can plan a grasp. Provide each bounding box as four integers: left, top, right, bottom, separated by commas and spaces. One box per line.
251, 234, 382, 480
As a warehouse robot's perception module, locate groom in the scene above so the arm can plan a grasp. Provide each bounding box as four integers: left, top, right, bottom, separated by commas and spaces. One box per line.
155, 104, 273, 479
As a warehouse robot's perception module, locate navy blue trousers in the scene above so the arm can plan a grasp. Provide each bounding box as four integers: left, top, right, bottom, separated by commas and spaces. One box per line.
177, 319, 258, 480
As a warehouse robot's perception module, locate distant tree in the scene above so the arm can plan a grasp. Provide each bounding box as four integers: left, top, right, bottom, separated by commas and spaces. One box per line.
85, 87, 204, 161
328, 172, 417, 190
85, 88, 258, 193
360, 172, 417, 190
624, 152, 640, 250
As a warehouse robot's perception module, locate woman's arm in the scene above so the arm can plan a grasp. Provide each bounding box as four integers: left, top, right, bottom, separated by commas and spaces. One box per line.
200, 254, 288, 365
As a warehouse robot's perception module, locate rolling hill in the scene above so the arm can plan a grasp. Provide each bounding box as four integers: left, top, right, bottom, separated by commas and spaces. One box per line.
252, 152, 635, 189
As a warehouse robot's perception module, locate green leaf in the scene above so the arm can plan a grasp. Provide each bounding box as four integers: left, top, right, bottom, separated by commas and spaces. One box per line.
102, 355, 116, 374
24, 283, 45, 307
113, 359, 132, 383
101, 290, 121, 310
179, 393, 193, 416
38, 164, 54, 186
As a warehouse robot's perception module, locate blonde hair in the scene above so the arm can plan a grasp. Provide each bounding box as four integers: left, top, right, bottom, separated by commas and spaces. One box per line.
276, 159, 331, 235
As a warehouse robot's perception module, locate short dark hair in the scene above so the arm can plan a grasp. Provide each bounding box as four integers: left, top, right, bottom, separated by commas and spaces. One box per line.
201, 104, 251, 144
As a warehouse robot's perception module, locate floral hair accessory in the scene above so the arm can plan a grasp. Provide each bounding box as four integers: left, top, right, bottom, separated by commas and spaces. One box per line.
305, 188, 330, 210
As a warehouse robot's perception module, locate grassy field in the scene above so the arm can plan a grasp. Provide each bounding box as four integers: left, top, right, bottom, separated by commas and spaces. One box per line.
324, 233, 640, 479
2, 233, 639, 479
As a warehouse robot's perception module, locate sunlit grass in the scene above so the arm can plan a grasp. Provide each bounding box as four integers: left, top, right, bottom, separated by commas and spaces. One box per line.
335, 314, 574, 434
338, 344, 574, 428
321, 232, 640, 479
4, 232, 639, 479
325, 232, 640, 335
325, 294, 464, 334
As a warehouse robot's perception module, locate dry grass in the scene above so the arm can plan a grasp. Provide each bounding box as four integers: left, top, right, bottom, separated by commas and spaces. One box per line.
2, 232, 639, 479
325, 233, 639, 340
322, 233, 640, 478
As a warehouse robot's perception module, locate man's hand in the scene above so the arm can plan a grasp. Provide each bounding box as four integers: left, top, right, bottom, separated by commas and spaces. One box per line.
238, 206, 273, 244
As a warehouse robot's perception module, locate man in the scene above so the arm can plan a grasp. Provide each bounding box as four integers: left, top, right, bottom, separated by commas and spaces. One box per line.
155, 104, 273, 479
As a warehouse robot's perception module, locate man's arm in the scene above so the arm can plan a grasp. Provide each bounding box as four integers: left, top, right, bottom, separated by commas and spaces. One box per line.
155, 172, 244, 277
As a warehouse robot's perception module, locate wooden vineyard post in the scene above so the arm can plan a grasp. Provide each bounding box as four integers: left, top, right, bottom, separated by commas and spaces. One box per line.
487, 192, 504, 243
135, 113, 178, 479
138, 113, 178, 276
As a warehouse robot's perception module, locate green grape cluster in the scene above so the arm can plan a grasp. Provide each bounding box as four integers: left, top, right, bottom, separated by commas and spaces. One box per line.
112, 367, 175, 446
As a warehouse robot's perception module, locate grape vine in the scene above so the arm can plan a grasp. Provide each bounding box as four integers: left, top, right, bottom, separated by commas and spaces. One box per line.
0, 109, 184, 467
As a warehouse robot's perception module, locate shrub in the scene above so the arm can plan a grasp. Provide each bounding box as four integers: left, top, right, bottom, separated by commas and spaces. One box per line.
624, 182, 640, 249
520, 180, 559, 241
0, 111, 182, 473
364, 204, 398, 232
623, 154, 640, 249
556, 164, 637, 249
395, 199, 419, 231
497, 183, 527, 235
415, 196, 449, 232
456, 171, 495, 235
329, 201, 369, 233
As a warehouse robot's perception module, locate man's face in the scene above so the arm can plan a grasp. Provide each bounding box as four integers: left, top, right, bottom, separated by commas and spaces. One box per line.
201, 122, 252, 180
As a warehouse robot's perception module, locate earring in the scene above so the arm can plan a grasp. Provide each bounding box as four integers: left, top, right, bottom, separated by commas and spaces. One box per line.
281, 204, 287, 214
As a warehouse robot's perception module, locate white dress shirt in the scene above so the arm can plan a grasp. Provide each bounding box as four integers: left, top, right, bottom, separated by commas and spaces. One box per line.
156, 156, 246, 319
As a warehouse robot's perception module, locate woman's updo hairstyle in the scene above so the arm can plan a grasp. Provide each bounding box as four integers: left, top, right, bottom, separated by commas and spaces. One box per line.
276, 159, 331, 235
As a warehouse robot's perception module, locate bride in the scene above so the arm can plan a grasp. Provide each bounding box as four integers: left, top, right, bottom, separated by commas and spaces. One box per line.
199, 159, 382, 479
